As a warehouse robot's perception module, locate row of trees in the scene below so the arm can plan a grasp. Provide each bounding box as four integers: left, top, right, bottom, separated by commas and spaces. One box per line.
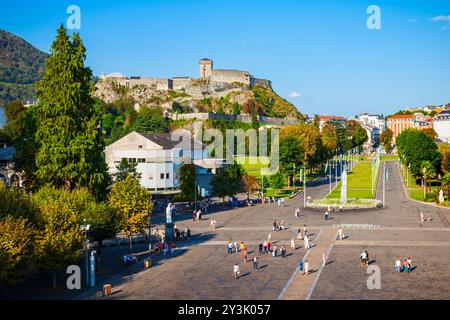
278, 121, 368, 185
0, 25, 154, 287
0, 171, 151, 285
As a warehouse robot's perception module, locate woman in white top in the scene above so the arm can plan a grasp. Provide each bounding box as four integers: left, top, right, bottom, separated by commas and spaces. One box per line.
233, 264, 240, 279
290, 238, 296, 250
304, 261, 310, 275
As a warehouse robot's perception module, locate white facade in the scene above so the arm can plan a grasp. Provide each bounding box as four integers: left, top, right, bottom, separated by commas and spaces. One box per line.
358, 114, 386, 133
434, 110, 450, 143
105, 132, 224, 194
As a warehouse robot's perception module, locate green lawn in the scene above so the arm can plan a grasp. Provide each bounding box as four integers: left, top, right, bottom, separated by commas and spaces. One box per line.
381, 155, 399, 161
327, 161, 378, 199
234, 156, 270, 178
264, 186, 302, 198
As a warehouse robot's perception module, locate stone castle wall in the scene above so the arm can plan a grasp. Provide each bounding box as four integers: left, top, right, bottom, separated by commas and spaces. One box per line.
169, 112, 300, 125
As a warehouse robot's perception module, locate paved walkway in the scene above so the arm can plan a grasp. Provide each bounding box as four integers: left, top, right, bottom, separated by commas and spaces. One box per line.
279, 227, 337, 300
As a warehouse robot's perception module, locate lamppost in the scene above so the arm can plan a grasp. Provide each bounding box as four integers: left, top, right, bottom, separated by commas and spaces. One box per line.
293, 164, 296, 188
303, 164, 307, 208
80, 219, 91, 289
423, 167, 427, 200
407, 164, 411, 190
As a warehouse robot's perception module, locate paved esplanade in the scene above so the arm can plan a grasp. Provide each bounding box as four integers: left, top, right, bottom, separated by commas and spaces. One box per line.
78, 162, 450, 300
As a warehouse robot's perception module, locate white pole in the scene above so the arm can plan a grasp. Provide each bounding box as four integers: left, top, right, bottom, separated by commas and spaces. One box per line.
383, 163, 386, 207
329, 160, 331, 194
303, 166, 306, 208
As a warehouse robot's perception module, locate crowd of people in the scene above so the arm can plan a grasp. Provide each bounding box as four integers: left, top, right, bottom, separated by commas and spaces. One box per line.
395, 257, 413, 273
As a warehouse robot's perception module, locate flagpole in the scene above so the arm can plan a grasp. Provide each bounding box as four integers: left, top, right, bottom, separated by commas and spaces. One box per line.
383, 163, 386, 208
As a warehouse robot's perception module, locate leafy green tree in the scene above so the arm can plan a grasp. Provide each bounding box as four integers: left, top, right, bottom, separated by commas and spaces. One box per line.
0, 181, 37, 222
438, 144, 450, 173
345, 120, 368, 150
421, 127, 437, 140
178, 163, 196, 202
210, 169, 236, 203
441, 173, 450, 198
113, 158, 141, 182
397, 129, 441, 176
421, 160, 436, 193
108, 175, 152, 249
242, 174, 258, 200
32, 187, 85, 288
34, 25, 108, 197
228, 163, 245, 192
131, 106, 169, 134
279, 136, 302, 182
0, 216, 36, 284
380, 128, 394, 153
1, 100, 26, 143
270, 171, 285, 190
321, 123, 338, 157
81, 202, 121, 252
232, 102, 241, 115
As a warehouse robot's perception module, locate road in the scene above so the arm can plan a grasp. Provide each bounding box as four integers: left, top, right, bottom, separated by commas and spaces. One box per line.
77, 161, 450, 300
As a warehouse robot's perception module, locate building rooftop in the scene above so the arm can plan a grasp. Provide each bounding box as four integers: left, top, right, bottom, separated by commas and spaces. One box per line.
387, 115, 415, 119
137, 132, 204, 150
319, 115, 346, 121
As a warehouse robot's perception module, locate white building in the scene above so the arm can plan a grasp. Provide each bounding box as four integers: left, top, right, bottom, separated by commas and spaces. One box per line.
105, 132, 225, 195
0, 146, 22, 188
358, 113, 386, 133
433, 110, 450, 143
361, 125, 380, 149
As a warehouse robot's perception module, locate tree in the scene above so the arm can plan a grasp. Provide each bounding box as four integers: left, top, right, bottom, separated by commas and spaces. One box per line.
321, 123, 338, 156
131, 106, 169, 134
81, 202, 121, 252
232, 102, 241, 115
0, 181, 37, 222
108, 175, 152, 249
0, 216, 36, 284
34, 25, 108, 197
270, 171, 285, 190
439, 144, 450, 173
396, 129, 441, 176
113, 158, 141, 182
420, 160, 436, 193
178, 163, 196, 202
441, 173, 450, 198
210, 169, 237, 203
421, 127, 437, 140
32, 187, 85, 288
380, 128, 394, 153
345, 120, 368, 150
242, 174, 258, 200
1, 100, 26, 143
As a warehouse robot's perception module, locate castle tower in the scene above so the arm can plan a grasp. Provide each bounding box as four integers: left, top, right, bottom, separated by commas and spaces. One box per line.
199, 58, 213, 80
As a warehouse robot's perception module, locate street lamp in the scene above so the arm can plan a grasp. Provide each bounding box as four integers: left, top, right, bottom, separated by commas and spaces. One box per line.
423, 167, 427, 200
407, 164, 411, 189
80, 219, 91, 289
293, 164, 296, 188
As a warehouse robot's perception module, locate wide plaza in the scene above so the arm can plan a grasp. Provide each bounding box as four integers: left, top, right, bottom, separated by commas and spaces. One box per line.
78, 161, 450, 300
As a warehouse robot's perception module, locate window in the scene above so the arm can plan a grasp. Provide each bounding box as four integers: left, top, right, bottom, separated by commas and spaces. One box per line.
137, 158, 145, 163
138, 145, 143, 149
166, 173, 170, 179
160, 173, 164, 179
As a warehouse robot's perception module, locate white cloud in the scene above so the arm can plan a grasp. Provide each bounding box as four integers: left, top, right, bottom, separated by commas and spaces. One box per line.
289, 92, 302, 98
431, 14, 450, 22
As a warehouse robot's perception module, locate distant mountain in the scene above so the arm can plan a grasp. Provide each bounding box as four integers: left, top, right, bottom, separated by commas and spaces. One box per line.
0, 29, 49, 122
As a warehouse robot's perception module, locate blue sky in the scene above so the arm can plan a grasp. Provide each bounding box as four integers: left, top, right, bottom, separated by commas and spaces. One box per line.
1, 0, 450, 117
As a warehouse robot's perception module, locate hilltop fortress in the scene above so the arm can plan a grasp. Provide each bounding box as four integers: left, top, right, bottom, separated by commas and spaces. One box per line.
100, 58, 272, 91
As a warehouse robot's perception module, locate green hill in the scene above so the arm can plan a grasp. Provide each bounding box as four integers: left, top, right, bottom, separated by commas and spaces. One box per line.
0, 29, 48, 125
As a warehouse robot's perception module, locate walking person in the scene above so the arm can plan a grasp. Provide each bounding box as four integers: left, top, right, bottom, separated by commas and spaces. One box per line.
290, 238, 296, 250
272, 245, 278, 258
324, 210, 329, 220
338, 226, 344, 240
420, 212, 425, 222
403, 259, 409, 273
263, 240, 268, 254
233, 263, 240, 279
395, 259, 402, 273
407, 257, 412, 271
258, 241, 263, 255
281, 246, 286, 257
192, 211, 196, 222
322, 252, 327, 267
299, 259, 304, 275
253, 256, 258, 270
227, 241, 233, 254
234, 241, 239, 253
303, 225, 308, 237
297, 229, 302, 241
267, 241, 272, 253
304, 260, 310, 275
304, 235, 310, 250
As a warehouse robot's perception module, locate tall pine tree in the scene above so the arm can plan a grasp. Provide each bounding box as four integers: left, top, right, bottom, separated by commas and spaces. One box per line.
35, 25, 109, 197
